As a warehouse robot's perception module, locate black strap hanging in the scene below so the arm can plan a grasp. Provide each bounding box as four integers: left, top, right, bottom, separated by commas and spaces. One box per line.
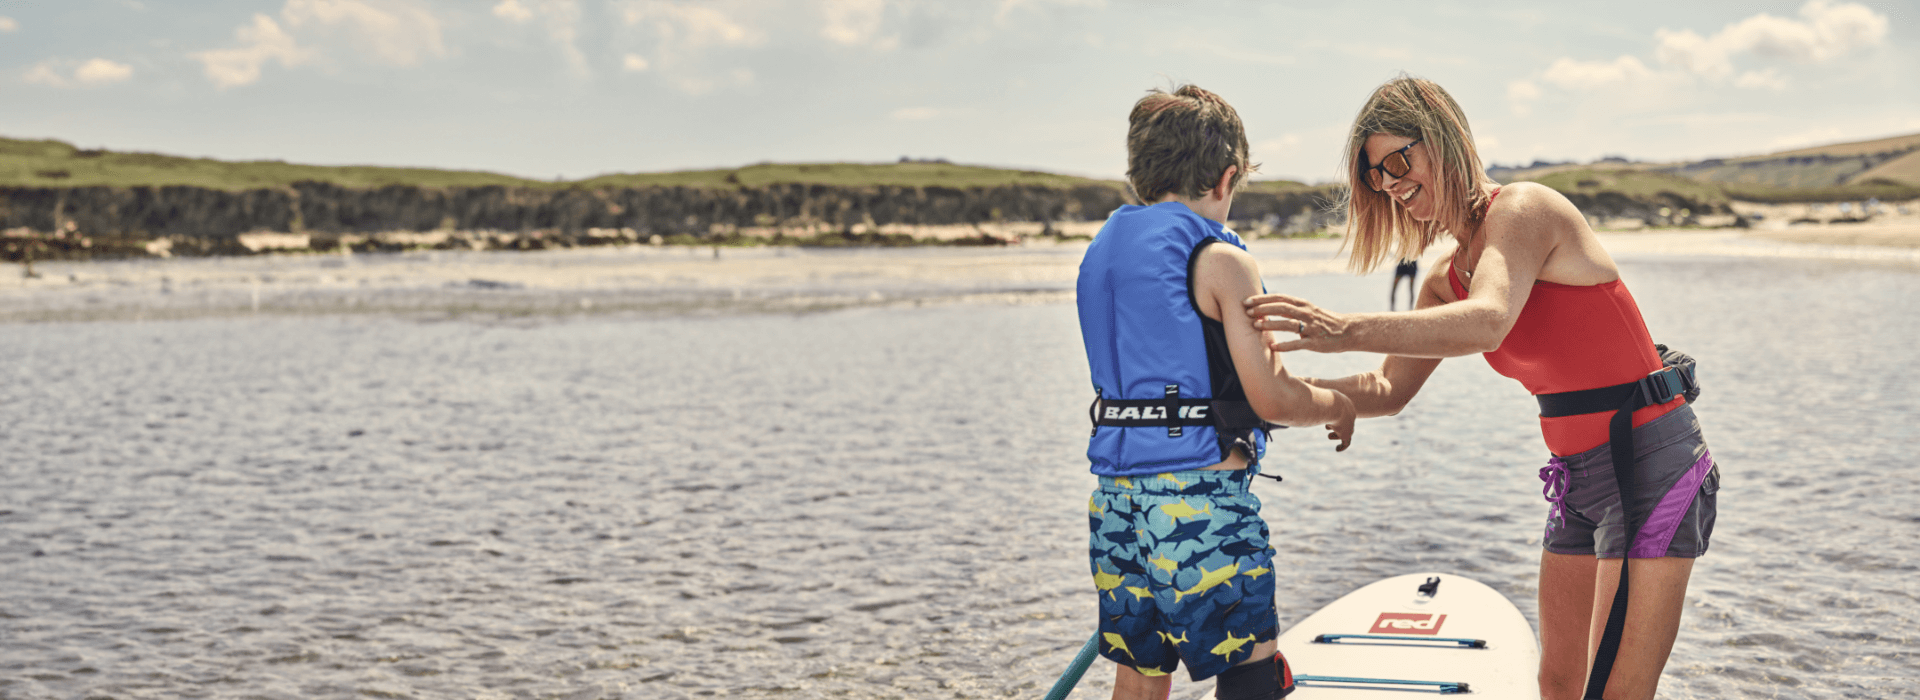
1535, 346, 1699, 700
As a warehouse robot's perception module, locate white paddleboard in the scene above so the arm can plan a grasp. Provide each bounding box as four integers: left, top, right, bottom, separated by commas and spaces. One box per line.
1275, 572, 1539, 698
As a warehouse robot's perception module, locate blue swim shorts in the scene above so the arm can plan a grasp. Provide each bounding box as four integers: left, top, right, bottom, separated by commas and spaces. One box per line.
1088, 468, 1278, 681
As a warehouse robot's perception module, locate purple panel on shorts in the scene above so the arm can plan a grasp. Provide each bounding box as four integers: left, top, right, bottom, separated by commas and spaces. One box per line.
1628, 449, 1715, 559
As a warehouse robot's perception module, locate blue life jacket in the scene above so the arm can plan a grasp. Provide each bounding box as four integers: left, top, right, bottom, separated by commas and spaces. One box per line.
1076, 202, 1270, 477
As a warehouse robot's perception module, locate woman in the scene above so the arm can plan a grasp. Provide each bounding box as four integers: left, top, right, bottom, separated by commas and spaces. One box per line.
1243, 76, 1718, 700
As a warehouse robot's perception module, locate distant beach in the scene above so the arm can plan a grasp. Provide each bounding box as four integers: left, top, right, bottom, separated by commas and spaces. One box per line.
3, 226, 1918, 325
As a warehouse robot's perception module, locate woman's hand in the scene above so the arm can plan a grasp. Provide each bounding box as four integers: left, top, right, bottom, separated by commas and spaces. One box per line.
1244, 293, 1353, 353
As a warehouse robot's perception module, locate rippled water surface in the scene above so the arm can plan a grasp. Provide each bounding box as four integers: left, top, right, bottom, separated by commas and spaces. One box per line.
2, 245, 1917, 699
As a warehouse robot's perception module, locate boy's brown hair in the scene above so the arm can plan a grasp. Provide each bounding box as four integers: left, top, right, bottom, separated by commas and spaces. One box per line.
1126, 85, 1255, 204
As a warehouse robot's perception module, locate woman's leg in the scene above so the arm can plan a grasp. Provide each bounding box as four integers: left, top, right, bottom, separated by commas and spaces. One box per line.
1538, 551, 1597, 700
1585, 556, 1694, 700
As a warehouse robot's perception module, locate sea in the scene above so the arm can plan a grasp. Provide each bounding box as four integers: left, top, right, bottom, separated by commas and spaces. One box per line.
2, 236, 1916, 699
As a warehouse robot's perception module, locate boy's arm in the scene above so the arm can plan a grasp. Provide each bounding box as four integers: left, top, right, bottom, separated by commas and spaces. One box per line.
1304, 266, 1449, 418
1192, 243, 1353, 450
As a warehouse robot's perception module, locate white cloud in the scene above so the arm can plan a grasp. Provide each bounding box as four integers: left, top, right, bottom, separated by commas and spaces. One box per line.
1734, 68, 1788, 91
620, 1, 766, 94
191, 14, 311, 89
23, 62, 67, 87
75, 59, 134, 85
622, 53, 650, 72
1513, 0, 1888, 113
0, 16, 18, 32
1541, 55, 1651, 89
281, 0, 446, 67
622, 2, 764, 49
994, 0, 1104, 27
1506, 79, 1540, 116
891, 106, 937, 120
494, 0, 589, 77
25, 58, 137, 88
1655, 0, 1887, 79
493, 0, 534, 23
822, 0, 890, 47
191, 1, 445, 88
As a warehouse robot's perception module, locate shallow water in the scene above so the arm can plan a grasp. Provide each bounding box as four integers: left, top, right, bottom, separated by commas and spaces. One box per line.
2, 244, 1917, 699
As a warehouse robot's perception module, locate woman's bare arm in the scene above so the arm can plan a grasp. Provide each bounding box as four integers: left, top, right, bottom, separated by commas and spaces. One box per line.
1244, 184, 1580, 358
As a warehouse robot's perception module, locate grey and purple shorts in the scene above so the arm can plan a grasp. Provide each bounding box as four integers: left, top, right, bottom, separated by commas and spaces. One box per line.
1539, 404, 1719, 559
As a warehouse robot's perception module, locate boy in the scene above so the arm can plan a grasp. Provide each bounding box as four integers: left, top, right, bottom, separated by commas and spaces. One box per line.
1076, 85, 1356, 700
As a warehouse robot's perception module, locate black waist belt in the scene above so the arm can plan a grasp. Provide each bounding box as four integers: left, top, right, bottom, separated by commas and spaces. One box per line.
1542, 346, 1699, 700
1535, 362, 1697, 419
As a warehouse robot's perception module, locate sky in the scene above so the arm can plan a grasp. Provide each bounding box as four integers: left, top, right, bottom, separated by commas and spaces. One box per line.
2, 0, 1916, 184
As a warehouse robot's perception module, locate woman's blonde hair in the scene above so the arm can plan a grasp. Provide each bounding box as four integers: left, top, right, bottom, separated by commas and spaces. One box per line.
1338, 75, 1495, 273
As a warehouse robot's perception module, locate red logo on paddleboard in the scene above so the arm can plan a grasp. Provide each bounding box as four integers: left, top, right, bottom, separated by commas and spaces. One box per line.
1369, 612, 1447, 635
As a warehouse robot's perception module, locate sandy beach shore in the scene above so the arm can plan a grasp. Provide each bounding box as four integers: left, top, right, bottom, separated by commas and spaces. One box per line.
2, 225, 1916, 324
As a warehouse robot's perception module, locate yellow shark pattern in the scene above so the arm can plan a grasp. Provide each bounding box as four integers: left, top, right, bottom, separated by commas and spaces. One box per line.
1159, 499, 1211, 522
1114, 477, 1134, 489
1243, 566, 1271, 578
1173, 562, 1239, 603
1157, 630, 1190, 645
1211, 631, 1256, 657
1089, 496, 1103, 514
1148, 553, 1178, 574
1157, 472, 1189, 489
1103, 632, 1134, 659
1093, 566, 1125, 599
1125, 586, 1153, 601
1135, 666, 1169, 677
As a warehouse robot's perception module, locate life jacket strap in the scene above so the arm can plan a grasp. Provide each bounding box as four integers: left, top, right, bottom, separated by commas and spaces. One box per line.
1087, 393, 1283, 432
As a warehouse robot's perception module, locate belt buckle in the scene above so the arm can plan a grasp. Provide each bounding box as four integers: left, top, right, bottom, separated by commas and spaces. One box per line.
1638, 367, 1683, 405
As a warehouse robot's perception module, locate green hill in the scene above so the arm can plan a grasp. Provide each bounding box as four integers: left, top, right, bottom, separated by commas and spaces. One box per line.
0, 137, 544, 190
0, 137, 1122, 192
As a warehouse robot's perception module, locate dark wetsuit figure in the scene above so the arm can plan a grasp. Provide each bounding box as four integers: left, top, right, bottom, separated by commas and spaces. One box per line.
1390, 258, 1418, 310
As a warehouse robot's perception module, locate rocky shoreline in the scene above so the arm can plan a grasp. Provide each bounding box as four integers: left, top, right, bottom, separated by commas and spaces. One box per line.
0, 178, 1762, 262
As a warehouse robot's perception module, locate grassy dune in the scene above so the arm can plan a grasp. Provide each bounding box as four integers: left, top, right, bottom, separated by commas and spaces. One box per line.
0, 137, 1122, 192
576, 160, 1119, 190
1522, 168, 1729, 206
0, 137, 543, 190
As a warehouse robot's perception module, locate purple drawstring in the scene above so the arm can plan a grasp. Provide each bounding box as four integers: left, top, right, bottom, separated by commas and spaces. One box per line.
1540, 457, 1571, 527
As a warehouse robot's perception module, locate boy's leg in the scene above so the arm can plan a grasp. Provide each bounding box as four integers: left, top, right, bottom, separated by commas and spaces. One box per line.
1113, 665, 1173, 700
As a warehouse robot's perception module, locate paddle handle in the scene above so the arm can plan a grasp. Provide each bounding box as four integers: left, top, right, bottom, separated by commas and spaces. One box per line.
1043, 633, 1102, 700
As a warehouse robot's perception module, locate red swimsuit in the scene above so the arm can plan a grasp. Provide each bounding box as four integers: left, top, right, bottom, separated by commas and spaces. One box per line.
1447, 191, 1681, 456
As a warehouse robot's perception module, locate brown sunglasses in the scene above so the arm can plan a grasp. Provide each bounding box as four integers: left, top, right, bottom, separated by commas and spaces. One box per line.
1362, 138, 1421, 193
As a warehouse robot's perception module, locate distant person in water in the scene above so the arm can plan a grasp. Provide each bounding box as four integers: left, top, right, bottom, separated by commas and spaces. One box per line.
1390, 257, 1418, 310
1243, 75, 1719, 700
1076, 83, 1355, 700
